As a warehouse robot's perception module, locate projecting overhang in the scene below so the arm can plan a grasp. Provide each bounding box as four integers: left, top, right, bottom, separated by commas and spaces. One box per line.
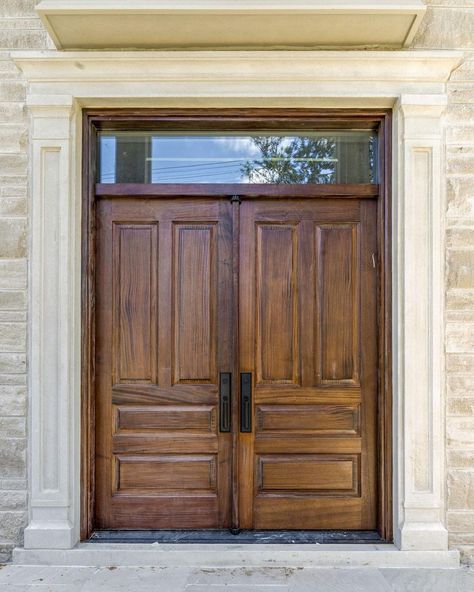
36, 0, 427, 51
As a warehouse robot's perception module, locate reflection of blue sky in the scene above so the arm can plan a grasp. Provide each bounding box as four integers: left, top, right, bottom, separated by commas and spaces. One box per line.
150, 136, 259, 183
98, 133, 375, 184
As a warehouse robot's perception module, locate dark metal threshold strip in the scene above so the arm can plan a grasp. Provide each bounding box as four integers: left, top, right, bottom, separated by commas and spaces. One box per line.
89, 530, 385, 544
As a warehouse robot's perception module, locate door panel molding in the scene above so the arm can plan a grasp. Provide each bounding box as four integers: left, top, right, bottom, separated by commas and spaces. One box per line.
81, 108, 392, 540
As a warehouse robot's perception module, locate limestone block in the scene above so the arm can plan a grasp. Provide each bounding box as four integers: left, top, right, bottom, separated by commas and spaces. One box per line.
0, 1, 38, 18
0, 311, 27, 322
0, 510, 27, 540
0, 79, 25, 101
0, 417, 25, 438
0, 479, 27, 491
0, 291, 26, 310
447, 417, 474, 447
0, 29, 47, 50
0, 385, 26, 415
413, 8, 474, 49
448, 471, 474, 509
448, 374, 474, 397
447, 250, 474, 289
0, 261, 26, 290
0, 218, 26, 258
446, 103, 474, 124
0, 102, 27, 122
0, 438, 26, 478
446, 289, 474, 311
0, 490, 26, 511
446, 226, 474, 248
1, 184, 27, 198
446, 353, 474, 372
446, 176, 474, 218
448, 511, 474, 532
0, 322, 26, 352
447, 124, 474, 143
450, 58, 474, 81
448, 398, 474, 415
0, 154, 27, 177
449, 84, 474, 104
447, 149, 474, 174
449, 450, 474, 468
0, 124, 27, 152
0, 198, 27, 216
446, 322, 474, 353
0, 373, 26, 385
0, 353, 25, 374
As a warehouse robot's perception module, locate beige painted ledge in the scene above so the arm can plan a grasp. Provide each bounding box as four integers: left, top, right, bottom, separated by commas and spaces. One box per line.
36, 0, 426, 50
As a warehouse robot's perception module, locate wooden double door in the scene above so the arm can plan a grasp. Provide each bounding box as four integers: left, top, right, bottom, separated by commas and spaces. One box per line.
95, 193, 378, 531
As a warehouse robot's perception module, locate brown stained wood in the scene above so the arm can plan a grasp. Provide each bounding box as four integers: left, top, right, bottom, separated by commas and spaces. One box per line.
116, 405, 216, 433
173, 224, 216, 384
113, 224, 158, 383
315, 223, 360, 385
94, 197, 233, 529
256, 224, 298, 385
82, 108, 392, 540
116, 455, 217, 492
256, 454, 359, 495
239, 198, 378, 530
256, 404, 360, 435
96, 183, 379, 198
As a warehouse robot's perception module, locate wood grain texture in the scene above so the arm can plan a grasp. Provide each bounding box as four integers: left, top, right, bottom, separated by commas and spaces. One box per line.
315, 223, 360, 385
256, 454, 360, 495
256, 224, 298, 385
239, 198, 377, 530
82, 108, 392, 540
173, 224, 216, 384
113, 224, 158, 383
94, 197, 233, 529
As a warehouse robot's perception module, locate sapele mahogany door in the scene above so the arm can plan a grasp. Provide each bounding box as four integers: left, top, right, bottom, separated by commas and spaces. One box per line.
95, 197, 233, 528
94, 194, 378, 531
238, 198, 378, 529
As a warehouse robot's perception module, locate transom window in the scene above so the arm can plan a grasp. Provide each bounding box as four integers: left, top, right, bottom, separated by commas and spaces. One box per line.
97, 131, 377, 185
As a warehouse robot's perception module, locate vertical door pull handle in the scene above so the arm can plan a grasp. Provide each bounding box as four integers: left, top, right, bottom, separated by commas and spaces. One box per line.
240, 373, 252, 433
219, 373, 231, 432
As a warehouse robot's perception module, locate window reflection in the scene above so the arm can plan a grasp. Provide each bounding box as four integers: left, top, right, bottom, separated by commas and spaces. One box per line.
98, 132, 377, 184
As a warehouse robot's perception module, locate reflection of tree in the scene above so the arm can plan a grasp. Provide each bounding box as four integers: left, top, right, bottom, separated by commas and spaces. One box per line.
241, 136, 336, 184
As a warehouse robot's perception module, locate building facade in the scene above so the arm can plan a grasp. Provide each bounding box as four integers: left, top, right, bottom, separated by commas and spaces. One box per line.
0, 0, 473, 565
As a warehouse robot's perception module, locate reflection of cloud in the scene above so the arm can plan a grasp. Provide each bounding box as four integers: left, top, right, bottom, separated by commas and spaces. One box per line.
213, 136, 261, 157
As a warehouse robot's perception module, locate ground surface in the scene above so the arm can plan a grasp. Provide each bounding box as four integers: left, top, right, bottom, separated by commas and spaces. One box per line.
0, 565, 473, 591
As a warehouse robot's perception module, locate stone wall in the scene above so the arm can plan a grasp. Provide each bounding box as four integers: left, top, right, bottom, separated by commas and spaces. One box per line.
0, 0, 49, 563
412, 0, 474, 565
0, 0, 473, 563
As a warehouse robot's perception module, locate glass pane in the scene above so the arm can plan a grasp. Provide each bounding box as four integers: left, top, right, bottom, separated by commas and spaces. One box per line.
98, 131, 377, 184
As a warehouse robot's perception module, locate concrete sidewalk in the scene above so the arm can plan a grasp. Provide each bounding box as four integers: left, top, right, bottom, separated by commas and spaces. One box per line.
0, 565, 473, 591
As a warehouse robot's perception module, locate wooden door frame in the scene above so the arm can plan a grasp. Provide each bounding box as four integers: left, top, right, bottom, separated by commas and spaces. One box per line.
81, 108, 392, 541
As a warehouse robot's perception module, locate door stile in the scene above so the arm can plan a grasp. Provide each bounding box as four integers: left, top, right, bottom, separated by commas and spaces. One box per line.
230, 196, 241, 531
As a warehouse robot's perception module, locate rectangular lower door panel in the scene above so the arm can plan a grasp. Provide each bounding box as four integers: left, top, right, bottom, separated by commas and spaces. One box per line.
116, 454, 217, 493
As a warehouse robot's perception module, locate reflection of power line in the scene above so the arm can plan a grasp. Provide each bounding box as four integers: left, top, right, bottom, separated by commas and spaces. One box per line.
155, 167, 245, 182
149, 159, 244, 172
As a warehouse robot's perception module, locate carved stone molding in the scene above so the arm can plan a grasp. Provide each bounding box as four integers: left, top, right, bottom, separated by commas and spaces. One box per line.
14, 50, 462, 552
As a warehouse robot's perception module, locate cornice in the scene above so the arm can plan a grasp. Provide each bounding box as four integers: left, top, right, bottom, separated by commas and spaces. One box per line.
13, 50, 463, 84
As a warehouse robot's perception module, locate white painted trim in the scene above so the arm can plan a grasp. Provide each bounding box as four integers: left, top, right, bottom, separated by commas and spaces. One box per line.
13, 50, 462, 558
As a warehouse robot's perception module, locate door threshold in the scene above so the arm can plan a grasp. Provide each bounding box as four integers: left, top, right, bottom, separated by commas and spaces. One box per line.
89, 530, 384, 545
13, 543, 460, 568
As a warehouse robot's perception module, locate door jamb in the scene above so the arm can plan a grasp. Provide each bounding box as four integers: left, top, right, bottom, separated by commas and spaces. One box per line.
81, 108, 392, 541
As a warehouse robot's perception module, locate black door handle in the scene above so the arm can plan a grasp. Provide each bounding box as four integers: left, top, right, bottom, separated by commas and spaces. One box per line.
219, 373, 231, 432
240, 373, 252, 433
